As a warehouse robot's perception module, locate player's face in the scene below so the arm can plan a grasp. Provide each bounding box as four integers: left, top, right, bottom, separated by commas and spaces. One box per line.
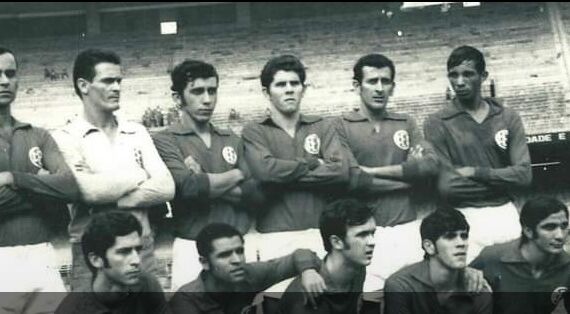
177, 77, 218, 124
341, 217, 376, 267
530, 210, 569, 255
85, 62, 122, 112
0, 53, 18, 108
356, 66, 394, 112
101, 231, 143, 287
206, 236, 247, 284
447, 60, 487, 103
433, 230, 469, 270
265, 70, 305, 116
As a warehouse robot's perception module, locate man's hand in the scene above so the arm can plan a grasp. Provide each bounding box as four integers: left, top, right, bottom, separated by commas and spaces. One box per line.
184, 155, 202, 173
456, 167, 476, 178
0, 172, 14, 187
359, 165, 374, 174
463, 267, 492, 293
408, 145, 424, 160
300, 269, 327, 310
221, 186, 242, 204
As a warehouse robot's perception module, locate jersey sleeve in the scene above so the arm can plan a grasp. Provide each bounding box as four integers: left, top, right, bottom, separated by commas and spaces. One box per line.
11, 128, 80, 202
152, 131, 211, 201
471, 111, 532, 189
384, 277, 414, 314
242, 123, 314, 183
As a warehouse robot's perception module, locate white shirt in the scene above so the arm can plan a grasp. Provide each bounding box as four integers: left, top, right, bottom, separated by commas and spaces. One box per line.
52, 116, 174, 242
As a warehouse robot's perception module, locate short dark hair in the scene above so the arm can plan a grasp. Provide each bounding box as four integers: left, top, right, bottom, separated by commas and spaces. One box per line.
260, 54, 306, 90
0, 47, 17, 68
353, 53, 395, 83
81, 211, 142, 275
73, 48, 121, 98
421, 207, 470, 258
320, 198, 374, 252
170, 59, 219, 94
196, 223, 244, 259
520, 196, 569, 243
447, 45, 486, 74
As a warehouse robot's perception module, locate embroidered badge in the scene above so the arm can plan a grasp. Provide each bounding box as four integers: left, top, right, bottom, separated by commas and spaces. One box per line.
28, 146, 43, 169
495, 129, 509, 150
393, 130, 410, 150
304, 134, 320, 155
134, 148, 144, 168
222, 146, 238, 165
551, 286, 568, 305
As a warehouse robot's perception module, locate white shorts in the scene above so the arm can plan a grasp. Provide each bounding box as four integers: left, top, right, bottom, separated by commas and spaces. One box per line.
364, 219, 424, 292
256, 228, 327, 295
170, 238, 202, 293
0, 242, 67, 314
458, 201, 521, 263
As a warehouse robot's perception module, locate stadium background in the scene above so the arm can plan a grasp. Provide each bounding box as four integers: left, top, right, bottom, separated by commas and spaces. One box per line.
1, 2, 570, 299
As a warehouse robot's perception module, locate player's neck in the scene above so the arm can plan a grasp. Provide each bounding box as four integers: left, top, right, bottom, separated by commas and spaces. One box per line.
428, 258, 461, 291
181, 113, 210, 134
270, 110, 300, 136
455, 94, 485, 112
325, 252, 363, 289
0, 106, 12, 128
203, 271, 236, 292
455, 96, 489, 123
92, 273, 130, 298
520, 241, 557, 269
83, 105, 116, 130
359, 103, 387, 122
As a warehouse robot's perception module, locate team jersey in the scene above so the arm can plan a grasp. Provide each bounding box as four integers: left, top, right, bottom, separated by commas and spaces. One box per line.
335, 110, 438, 226
424, 98, 531, 208
385, 259, 493, 314
242, 114, 348, 233
169, 249, 320, 314
53, 117, 174, 243
470, 238, 570, 314
55, 272, 168, 314
279, 255, 366, 314
152, 122, 264, 239
0, 118, 79, 246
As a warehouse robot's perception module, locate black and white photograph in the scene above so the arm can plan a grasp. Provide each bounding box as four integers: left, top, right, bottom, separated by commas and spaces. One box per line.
0, 2, 569, 313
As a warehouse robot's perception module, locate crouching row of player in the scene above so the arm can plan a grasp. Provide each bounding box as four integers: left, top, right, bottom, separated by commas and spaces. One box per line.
56, 196, 569, 314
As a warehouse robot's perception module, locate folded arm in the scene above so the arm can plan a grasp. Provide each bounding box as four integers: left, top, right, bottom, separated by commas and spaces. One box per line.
52, 129, 145, 204
117, 128, 175, 208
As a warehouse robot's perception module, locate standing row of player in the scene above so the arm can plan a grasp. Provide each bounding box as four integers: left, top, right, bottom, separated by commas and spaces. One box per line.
0, 44, 565, 314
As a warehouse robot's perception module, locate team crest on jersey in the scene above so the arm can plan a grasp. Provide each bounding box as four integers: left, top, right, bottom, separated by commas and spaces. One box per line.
133, 148, 144, 168
393, 130, 410, 150
495, 129, 509, 150
222, 146, 238, 165
304, 134, 321, 155
551, 286, 568, 305
28, 146, 43, 169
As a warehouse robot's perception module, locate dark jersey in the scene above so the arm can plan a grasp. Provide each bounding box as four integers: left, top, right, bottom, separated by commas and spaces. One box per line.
242, 114, 348, 232
385, 260, 492, 314
335, 110, 438, 226
470, 239, 570, 314
424, 98, 531, 208
153, 123, 263, 239
0, 118, 79, 246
